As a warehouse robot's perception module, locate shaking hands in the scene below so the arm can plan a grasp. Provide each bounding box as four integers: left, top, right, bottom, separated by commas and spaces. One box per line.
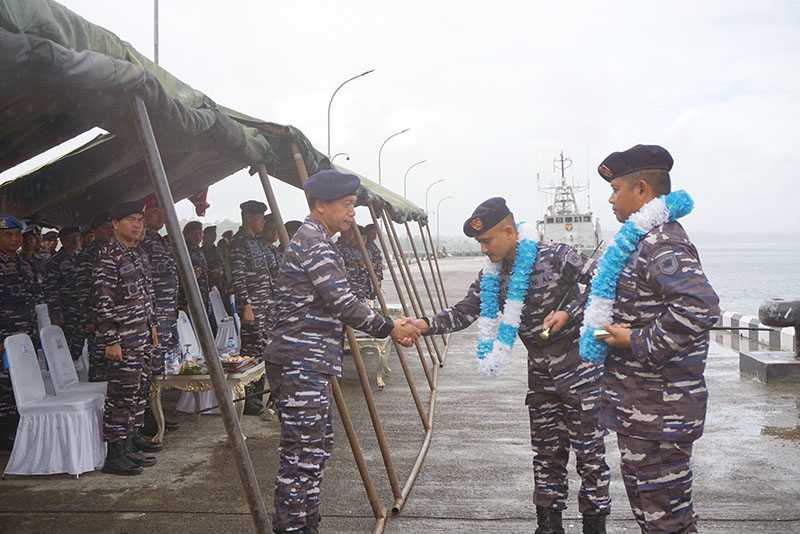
390, 317, 431, 347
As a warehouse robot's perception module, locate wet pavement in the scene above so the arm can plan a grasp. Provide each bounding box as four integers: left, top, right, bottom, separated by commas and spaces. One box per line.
1, 256, 799, 533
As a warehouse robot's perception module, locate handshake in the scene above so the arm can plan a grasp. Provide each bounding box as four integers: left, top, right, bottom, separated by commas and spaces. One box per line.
389, 318, 430, 347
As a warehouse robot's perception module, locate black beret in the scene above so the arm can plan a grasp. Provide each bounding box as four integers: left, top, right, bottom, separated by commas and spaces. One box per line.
240, 200, 268, 215
598, 144, 673, 182
90, 212, 111, 229
263, 212, 276, 224
42, 231, 58, 240
58, 226, 80, 238
463, 197, 511, 237
111, 200, 145, 220
203, 225, 217, 233
303, 170, 360, 201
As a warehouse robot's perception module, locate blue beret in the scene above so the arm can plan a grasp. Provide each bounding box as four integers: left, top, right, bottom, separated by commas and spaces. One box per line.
0, 215, 24, 231
240, 200, 268, 215
111, 200, 145, 220
598, 144, 673, 182
303, 170, 360, 201
463, 197, 511, 237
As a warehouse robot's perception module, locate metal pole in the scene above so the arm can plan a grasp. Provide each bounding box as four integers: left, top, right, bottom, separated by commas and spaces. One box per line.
153, 0, 159, 65
381, 207, 442, 367
404, 223, 446, 346
425, 223, 449, 307
256, 164, 290, 247
436, 196, 454, 253
424, 179, 444, 216
369, 205, 434, 391
131, 96, 269, 534
352, 220, 428, 428
378, 128, 410, 185
403, 159, 426, 199
327, 69, 375, 156
417, 221, 445, 310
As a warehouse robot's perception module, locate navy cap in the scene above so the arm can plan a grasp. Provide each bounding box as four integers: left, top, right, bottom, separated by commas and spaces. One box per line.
303, 170, 360, 201
58, 226, 80, 238
0, 215, 24, 231
110, 200, 145, 220
90, 212, 111, 229
598, 144, 673, 182
240, 200, 268, 215
463, 197, 511, 237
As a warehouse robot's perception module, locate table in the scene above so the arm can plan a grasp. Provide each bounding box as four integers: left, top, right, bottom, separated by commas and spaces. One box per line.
149, 361, 265, 444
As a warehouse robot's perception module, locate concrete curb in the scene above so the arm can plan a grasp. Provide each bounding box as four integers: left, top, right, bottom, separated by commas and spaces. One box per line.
714, 310, 795, 352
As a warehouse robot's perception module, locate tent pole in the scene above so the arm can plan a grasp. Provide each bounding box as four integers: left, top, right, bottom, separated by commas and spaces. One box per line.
382, 209, 442, 366
369, 205, 434, 391
417, 221, 445, 312
131, 95, 270, 534
255, 163, 290, 246
403, 222, 447, 347
425, 223, 449, 307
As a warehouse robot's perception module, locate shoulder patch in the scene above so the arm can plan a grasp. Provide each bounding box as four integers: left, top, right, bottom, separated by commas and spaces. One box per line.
656, 253, 679, 276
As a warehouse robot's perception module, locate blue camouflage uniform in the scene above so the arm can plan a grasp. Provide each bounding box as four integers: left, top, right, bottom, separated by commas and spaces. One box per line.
76, 238, 111, 381
335, 240, 373, 302
425, 242, 611, 517
140, 229, 179, 374
603, 221, 719, 534
231, 229, 273, 357
45, 246, 85, 360
266, 216, 395, 533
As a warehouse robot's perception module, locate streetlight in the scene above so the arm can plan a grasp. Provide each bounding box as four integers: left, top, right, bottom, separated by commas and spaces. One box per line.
403, 159, 426, 199
377, 128, 410, 185
331, 152, 350, 163
436, 195, 454, 253
425, 179, 445, 215
327, 69, 375, 156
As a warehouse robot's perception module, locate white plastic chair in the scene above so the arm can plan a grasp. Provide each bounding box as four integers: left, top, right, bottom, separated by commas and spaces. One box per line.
4, 334, 105, 477
40, 325, 106, 398
209, 286, 229, 325
176, 310, 202, 362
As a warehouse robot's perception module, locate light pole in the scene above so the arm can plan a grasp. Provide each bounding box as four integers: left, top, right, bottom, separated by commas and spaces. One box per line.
403, 159, 426, 199
425, 179, 445, 216
331, 152, 350, 163
436, 195, 454, 253
327, 69, 375, 156
377, 128, 410, 185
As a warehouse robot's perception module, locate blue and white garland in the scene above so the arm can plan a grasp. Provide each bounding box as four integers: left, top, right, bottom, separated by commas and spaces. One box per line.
579, 190, 694, 363
476, 222, 539, 376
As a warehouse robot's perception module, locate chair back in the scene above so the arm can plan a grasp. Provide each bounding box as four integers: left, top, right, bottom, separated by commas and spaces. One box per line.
209, 286, 230, 326
176, 310, 202, 360
215, 317, 240, 355
4, 334, 47, 408
40, 325, 80, 393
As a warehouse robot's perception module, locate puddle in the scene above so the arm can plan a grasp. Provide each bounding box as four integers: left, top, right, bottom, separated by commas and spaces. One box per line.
761, 425, 800, 442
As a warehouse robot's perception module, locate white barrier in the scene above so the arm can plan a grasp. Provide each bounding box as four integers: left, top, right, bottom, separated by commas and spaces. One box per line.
714, 310, 796, 353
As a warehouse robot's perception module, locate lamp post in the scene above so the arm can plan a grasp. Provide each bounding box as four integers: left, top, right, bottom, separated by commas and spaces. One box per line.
425, 179, 445, 216
436, 195, 454, 253
402, 159, 426, 199
327, 69, 375, 156
377, 128, 410, 185
331, 152, 350, 163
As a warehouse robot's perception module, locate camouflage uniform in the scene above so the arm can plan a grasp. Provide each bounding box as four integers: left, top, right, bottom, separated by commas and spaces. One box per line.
92, 241, 155, 443
425, 243, 611, 516
76, 239, 109, 382
230, 229, 273, 357
0, 251, 38, 418
140, 229, 179, 375
20, 251, 47, 300
366, 240, 384, 298
603, 220, 719, 534
45, 248, 85, 360
266, 217, 395, 532
202, 241, 227, 297
265, 243, 281, 283
178, 243, 211, 321
336, 241, 373, 301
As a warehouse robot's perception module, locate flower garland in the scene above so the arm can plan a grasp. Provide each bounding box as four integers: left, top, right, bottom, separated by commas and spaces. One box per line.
476, 222, 539, 376
579, 190, 694, 363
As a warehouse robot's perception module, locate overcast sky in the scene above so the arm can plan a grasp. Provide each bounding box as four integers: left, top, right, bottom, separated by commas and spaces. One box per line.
5, 1, 800, 236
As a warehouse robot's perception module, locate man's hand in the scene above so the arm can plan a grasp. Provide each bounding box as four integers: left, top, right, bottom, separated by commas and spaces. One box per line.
391, 318, 421, 347
151, 326, 159, 348
599, 323, 632, 349
105, 343, 123, 362
543, 310, 570, 334
242, 304, 255, 324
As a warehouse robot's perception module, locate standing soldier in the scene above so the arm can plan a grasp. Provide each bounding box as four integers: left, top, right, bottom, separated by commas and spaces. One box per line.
0, 216, 38, 450
179, 221, 212, 327
363, 224, 384, 298
202, 225, 227, 298
260, 213, 282, 281
266, 170, 420, 534
335, 225, 373, 302
40, 230, 58, 258
217, 229, 234, 297
20, 224, 46, 300
591, 145, 720, 534
45, 226, 84, 360
93, 201, 159, 476
230, 200, 272, 416
76, 212, 114, 382
408, 198, 611, 534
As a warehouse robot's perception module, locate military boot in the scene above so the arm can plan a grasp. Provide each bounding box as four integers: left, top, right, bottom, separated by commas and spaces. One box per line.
102, 440, 143, 476
306, 513, 321, 534
133, 431, 163, 453
582, 513, 607, 534
125, 435, 157, 467
535, 506, 565, 534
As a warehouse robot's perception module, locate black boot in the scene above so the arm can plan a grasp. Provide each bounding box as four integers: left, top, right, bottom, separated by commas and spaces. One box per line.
535, 506, 565, 534
243, 377, 265, 416
102, 440, 143, 476
133, 431, 163, 453
306, 513, 321, 534
125, 435, 157, 467
582, 513, 607, 534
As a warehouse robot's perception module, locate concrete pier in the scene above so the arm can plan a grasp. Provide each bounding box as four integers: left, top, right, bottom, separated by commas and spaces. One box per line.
1, 257, 799, 533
